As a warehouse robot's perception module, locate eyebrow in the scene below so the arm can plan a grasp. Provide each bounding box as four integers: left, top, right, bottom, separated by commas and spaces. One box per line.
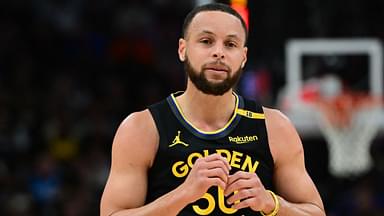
197, 30, 241, 41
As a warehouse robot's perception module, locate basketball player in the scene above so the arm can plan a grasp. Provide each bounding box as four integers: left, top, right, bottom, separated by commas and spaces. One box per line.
100, 3, 325, 216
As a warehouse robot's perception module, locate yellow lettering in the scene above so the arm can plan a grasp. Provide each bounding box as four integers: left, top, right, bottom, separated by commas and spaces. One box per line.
218, 187, 238, 214
172, 150, 261, 183
192, 193, 215, 215
241, 155, 259, 173
230, 151, 243, 169
187, 152, 203, 168
203, 149, 209, 157
171, 161, 189, 178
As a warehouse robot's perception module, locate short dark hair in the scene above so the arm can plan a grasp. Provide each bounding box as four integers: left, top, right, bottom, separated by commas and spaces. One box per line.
182, 3, 248, 46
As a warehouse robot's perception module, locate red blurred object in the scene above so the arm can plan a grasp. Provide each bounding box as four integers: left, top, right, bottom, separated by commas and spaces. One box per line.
231, 1, 249, 30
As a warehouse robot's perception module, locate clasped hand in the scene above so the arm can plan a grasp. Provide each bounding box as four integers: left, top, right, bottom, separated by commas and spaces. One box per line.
181, 153, 274, 213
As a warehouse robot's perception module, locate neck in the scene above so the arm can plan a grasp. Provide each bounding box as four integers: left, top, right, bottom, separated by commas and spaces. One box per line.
175, 84, 237, 132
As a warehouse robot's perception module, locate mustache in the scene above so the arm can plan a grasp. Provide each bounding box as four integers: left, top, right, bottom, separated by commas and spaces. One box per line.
202, 61, 231, 72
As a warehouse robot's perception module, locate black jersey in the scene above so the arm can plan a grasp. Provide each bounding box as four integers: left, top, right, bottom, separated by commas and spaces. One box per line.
147, 92, 274, 216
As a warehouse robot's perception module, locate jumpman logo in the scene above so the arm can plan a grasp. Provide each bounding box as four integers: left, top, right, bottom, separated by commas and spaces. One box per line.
169, 131, 189, 147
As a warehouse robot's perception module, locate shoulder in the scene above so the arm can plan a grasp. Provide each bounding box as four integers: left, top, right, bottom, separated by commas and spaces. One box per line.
115, 109, 157, 140
112, 109, 159, 168
262, 107, 304, 166
119, 109, 156, 130
262, 107, 295, 134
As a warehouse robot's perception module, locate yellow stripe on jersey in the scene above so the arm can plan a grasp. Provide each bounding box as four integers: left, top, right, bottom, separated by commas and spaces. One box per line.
171, 92, 239, 134
236, 109, 265, 119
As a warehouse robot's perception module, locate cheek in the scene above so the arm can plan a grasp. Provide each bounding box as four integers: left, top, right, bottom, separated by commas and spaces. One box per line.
186, 50, 205, 69
229, 52, 245, 68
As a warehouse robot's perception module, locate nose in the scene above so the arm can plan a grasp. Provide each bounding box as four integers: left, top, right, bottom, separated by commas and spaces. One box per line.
212, 44, 225, 59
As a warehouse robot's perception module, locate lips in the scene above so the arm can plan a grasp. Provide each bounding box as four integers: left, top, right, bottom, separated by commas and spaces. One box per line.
203, 63, 230, 72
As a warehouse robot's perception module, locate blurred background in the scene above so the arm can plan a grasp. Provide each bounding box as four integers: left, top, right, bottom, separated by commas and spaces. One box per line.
0, 0, 383, 215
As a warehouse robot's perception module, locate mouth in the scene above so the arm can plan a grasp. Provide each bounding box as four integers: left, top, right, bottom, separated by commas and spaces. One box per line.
203, 64, 230, 73
205, 68, 228, 74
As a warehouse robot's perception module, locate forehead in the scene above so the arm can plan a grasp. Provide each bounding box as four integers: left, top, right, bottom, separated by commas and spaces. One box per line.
187, 11, 246, 41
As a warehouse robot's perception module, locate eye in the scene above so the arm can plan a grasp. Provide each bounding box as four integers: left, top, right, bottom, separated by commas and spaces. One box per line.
225, 41, 238, 48
200, 38, 212, 45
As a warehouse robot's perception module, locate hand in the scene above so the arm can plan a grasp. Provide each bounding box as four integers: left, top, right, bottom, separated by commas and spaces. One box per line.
180, 154, 231, 203
224, 171, 275, 213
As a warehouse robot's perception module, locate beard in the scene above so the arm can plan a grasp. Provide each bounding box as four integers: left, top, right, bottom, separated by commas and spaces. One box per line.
184, 57, 243, 96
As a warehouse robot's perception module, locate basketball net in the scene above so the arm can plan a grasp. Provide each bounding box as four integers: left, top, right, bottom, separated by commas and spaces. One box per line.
314, 92, 382, 177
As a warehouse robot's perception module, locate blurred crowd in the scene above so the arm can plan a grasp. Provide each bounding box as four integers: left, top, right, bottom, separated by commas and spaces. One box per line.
0, 0, 383, 215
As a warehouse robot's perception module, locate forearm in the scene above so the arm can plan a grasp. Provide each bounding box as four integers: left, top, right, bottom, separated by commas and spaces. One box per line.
276, 196, 325, 216
108, 186, 190, 216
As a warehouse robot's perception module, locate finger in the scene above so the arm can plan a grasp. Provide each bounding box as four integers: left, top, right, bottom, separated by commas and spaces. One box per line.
203, 153, 223, 161
224, 178, 250, 196
203, 168, 228, 184
204, 160, 230, 175
206, 177, 227, 190
219, 156, 231, 172
226, 188, 254, 205
227, 171, 253, 185
232, 197, 256, 210
204, 154, 231, 171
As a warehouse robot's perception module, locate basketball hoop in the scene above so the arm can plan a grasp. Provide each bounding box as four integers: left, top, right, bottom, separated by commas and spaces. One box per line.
314, 92, 382, 177
284, 38, 384, 178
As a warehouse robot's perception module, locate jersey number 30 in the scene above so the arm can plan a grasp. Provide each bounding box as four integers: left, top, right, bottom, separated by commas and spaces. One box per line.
193, 187, 239, 215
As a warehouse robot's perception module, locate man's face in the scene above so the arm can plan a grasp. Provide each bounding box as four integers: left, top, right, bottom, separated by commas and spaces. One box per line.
178, 11, 248, 95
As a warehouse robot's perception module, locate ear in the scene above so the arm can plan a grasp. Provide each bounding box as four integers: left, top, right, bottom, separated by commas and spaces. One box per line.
178, 38, 186, 62
241, 47, 248, 68
241, 61, 246, 68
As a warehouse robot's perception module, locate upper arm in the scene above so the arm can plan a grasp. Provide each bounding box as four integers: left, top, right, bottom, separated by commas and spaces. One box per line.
100, 110, 158, 216
264, 107, 324, 210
